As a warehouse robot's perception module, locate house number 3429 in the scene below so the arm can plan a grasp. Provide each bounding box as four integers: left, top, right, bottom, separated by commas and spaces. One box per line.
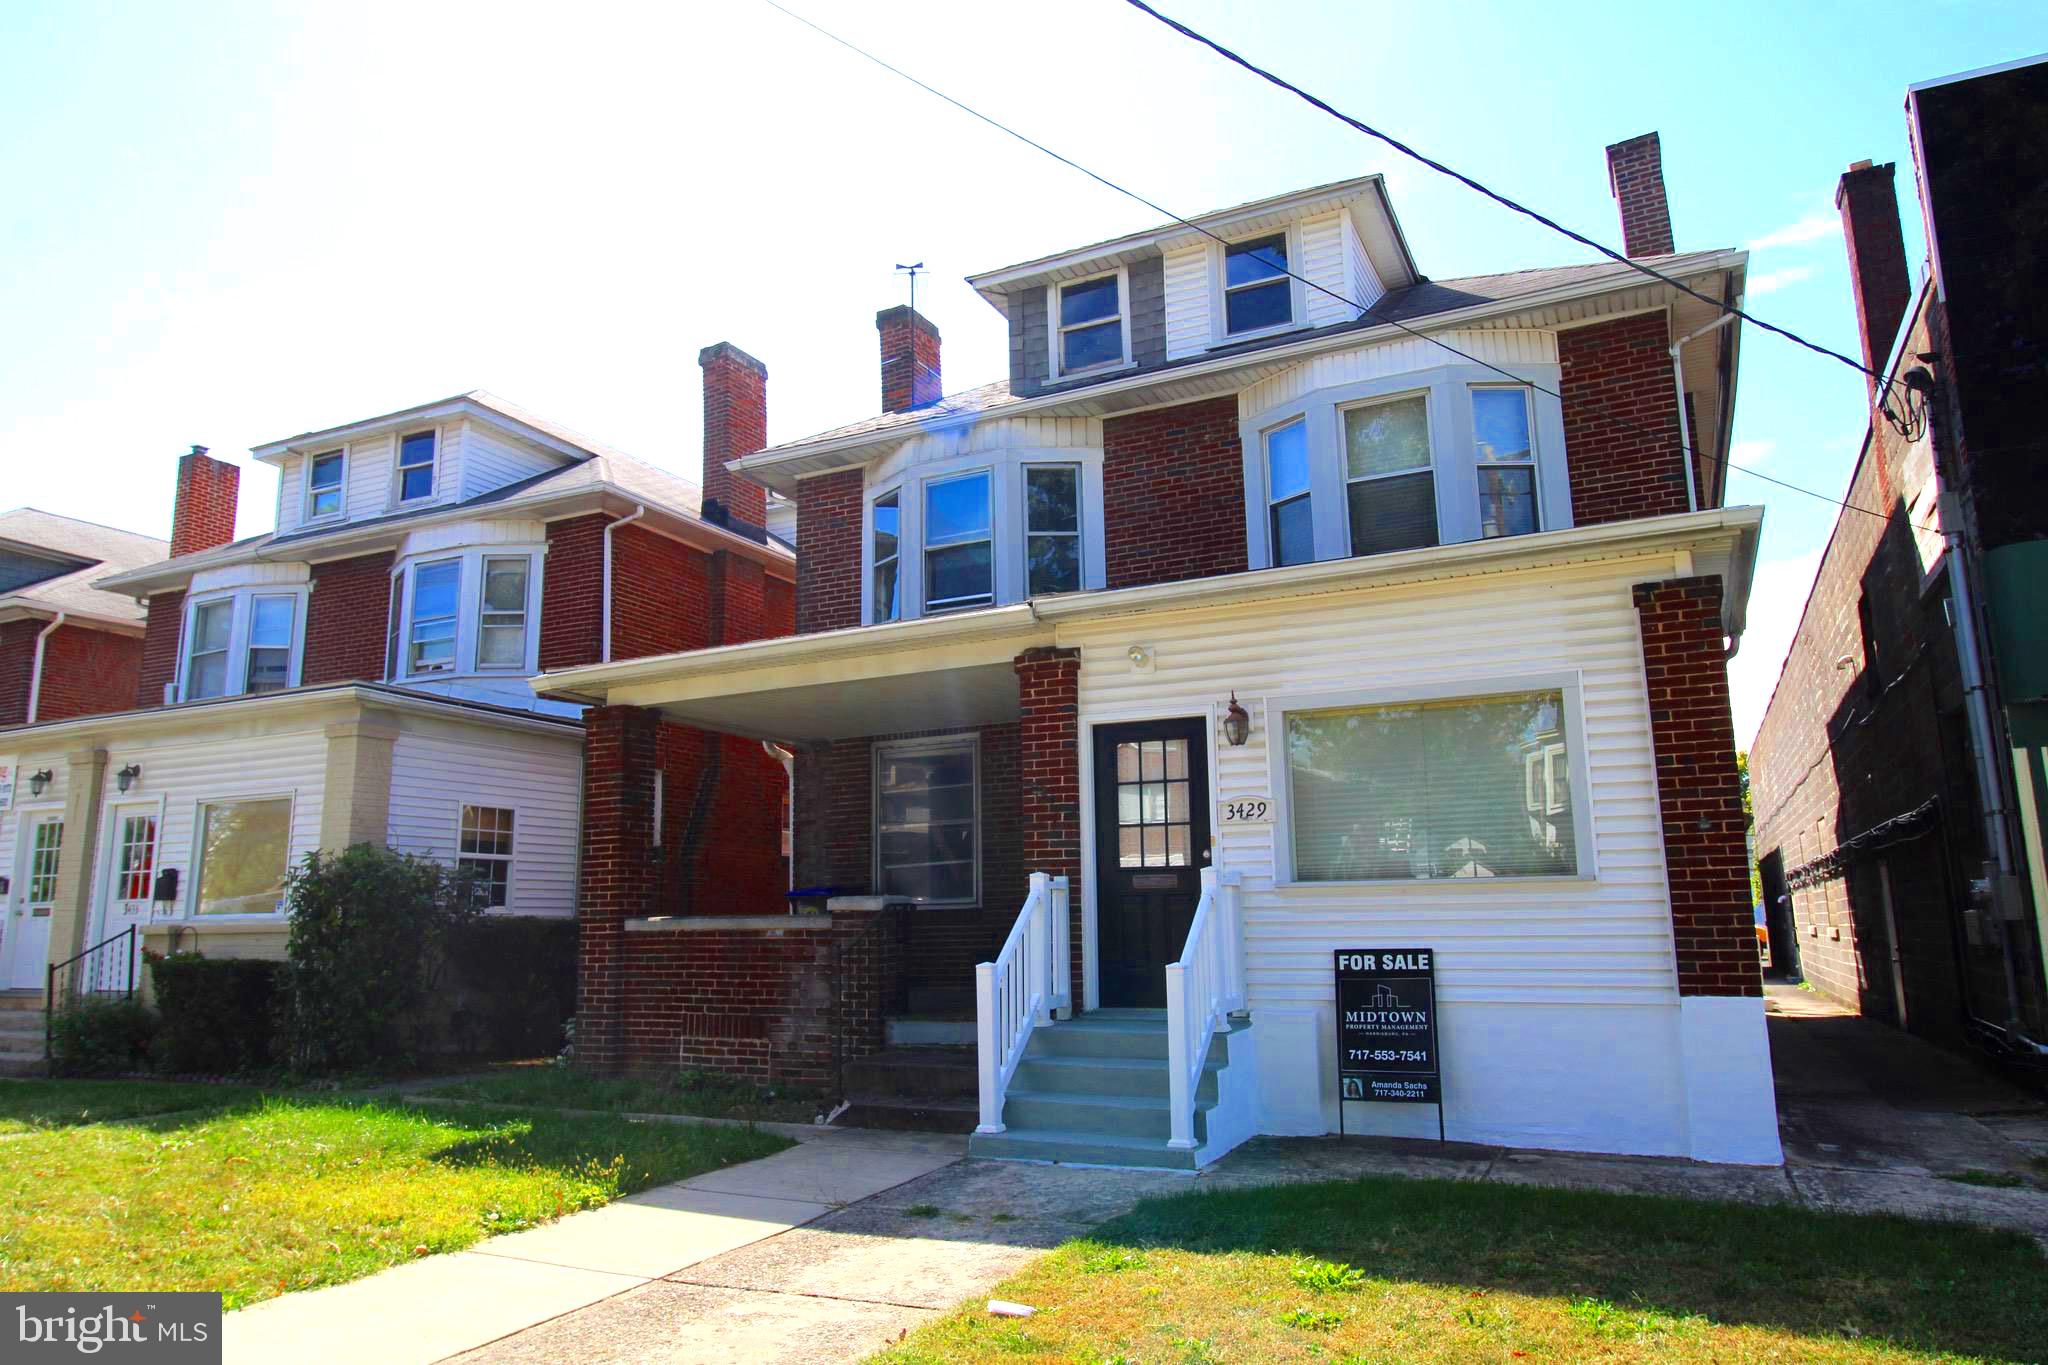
1220, 798, 1272, 824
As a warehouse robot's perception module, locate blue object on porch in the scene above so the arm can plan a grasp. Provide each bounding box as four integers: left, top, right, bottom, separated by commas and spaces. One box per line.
787, 886, 850, 915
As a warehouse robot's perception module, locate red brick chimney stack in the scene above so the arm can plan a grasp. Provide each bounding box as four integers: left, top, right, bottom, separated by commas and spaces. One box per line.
169, 445, 240, 557
1605, 132, 1676, 258
1835, 159, 1911, 400
697, 342, 769, 539
877, 305, 942, 414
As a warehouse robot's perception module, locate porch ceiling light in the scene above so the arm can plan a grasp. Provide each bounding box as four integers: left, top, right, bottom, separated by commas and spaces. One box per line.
117, 763, 142, 794
28, 769, 53, 797
1223, 693, 1251, 747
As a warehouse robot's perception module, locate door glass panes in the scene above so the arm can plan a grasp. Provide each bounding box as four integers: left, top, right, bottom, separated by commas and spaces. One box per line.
408, 560, 460, 673
1474, 388, 1539, 539
117, 815, 158, 901
1114, 739, 1192, 868
1025, 465, 1081, 595
1266, 420, 1314, 567
187, 600, 232, 699
308, 450, 344, 518
871, 491, 901, 623
477, 557, 529, 668
28, 820, 62, 904
1344, 395, 1438, 557
923, 472, 993, 612
1224, 234, 1291, 333
246, 595, 294, 693
877, 744, 977, 902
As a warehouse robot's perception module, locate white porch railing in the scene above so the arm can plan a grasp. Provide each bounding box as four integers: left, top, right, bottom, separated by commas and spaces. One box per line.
974, 871, 1072, 1135
1163, 866, 1246, 1150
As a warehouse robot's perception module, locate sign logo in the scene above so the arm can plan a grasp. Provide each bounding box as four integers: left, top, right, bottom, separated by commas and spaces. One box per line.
1333, 948, 1441, 1107
2, 1295, 220, 1362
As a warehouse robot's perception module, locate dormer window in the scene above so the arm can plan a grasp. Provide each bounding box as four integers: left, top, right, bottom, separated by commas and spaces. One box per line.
1224, 234, 1292, 335
397, 430, 437, 503
924, 472, 994, 613
1054, 271, 1127, 377
306, 449, 345, 520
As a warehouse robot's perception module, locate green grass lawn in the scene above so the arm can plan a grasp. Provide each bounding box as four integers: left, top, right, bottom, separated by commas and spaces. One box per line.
876, 1176, 2048, 1364
0, 1081, 790, 1309
420, 1064, 824, 1124
0, 1079, 257, 1133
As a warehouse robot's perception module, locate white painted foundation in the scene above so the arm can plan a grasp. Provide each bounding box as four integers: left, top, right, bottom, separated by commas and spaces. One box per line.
1677, 995, 1784, 1165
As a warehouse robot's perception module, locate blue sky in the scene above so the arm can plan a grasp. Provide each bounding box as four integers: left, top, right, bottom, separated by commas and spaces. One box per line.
2, 0, 2040, 741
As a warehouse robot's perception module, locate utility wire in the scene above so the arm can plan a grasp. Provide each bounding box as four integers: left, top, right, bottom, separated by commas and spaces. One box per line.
1119, 0, 1902, 401
759, 0, 1901, 526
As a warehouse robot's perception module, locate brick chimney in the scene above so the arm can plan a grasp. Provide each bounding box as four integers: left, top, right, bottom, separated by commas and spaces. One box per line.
1835, 160, 1910, 399
697, 342, 769, 540
169, 445, 240, 557
877, 305, 941, 414
1605, 132, 1675, 258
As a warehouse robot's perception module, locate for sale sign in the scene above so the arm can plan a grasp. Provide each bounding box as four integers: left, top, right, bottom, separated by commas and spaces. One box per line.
1334, 949, 1440, 1104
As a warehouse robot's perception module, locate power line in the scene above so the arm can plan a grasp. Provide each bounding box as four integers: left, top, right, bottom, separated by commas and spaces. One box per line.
758, 0, 1899, 527
1118, 0, 1902, 402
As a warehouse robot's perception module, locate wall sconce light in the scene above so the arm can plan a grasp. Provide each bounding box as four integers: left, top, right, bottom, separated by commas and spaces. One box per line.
117, 764, 142, 794
1127, 644, 1154, 673
1223, 692, 1251, 747
28, 769, 53, 798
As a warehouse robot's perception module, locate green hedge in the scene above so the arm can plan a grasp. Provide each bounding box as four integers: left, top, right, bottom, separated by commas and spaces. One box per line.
442, 917, 577, 1057
48, 997, 156, 1075
149, 953, 287, 1075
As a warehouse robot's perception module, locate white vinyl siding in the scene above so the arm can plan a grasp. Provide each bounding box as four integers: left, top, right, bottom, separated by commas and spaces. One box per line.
1162, 245, 1210, 360
386, 727, 582, 918
1340, 214, 1385, 314
459, 422, 562, 500
1299, 212, 1352, 329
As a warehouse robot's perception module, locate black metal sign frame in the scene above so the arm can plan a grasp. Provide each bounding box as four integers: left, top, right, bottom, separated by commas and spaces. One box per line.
1334, 948, 1444, 1142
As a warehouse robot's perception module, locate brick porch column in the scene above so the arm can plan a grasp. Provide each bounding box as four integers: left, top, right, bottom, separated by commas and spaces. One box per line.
578, 704, 662, 1074
1016, 646, 1082, 1005
1633, 575, 1780, 1163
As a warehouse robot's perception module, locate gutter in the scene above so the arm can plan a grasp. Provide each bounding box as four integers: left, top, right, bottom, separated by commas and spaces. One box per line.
0, 681, 583, 746
25, 612, 65, 724
1669, 310, 1741, 515
602, 505, 647, 662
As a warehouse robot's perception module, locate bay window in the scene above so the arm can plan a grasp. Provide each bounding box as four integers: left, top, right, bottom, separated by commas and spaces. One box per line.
306, 449, 345, 520
476, 557, 530, 669
179, 590, 306, 701
245, 595, 296, 693
1265, 420, 1313, 567
1024, 465, 1080, 595
1474, 388, 1539, 539
923, 471, 994, 613
875, 737, 978, 905
193, 796, 293, 915
185, 601, 232, 700
408, 559, 461, 673
1344, 394, 1438, 557
871, 491, 901, 624
386, 546, 543, 680
1054, 272, 1126, 376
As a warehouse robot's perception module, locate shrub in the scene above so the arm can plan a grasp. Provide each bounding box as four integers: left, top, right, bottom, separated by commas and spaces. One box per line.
148, 952, 287, 1074
48, 997, 156, 1075
282, 844, 483, 1074
441, 917, 577, 1057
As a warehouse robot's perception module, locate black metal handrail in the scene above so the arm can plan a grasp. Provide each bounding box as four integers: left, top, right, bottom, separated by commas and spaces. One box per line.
46, 925, 140, 1064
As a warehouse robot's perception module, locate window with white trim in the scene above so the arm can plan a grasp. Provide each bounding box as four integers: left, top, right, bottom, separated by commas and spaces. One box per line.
875, 737, 978, 905
458, 804, 515, 909
1343, 394, 1438, 557
193, 797, 292, 915
1283, 687, 1584, 882
1054, 272, 1125, 376
407, 559, 460, 674
386, 548, 543, 681
1224, 234, 1291, 335
180, 591, 306, 701
385, 573, 404, 681
1473, 387, 1539, 539
1265, 419, 1314, 567
245, 595, 296, 693
476, 557, 530, 669
1024, 464, 1081, 595
305, 449, 345, 520
870, 490, 901, 624
396, 430, 437, 503
186, 600, 233, 700
923, 471, 993, 613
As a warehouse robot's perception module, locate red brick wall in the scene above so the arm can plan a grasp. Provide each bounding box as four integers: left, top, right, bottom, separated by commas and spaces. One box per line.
1633, 575, 1759, 998
0, 621, 142, 724
656, 721, 788, 918
541, 514, 605, 671
877, 306, 942, 413
795, 468, 863, 635
708, 554, 764, 647
1559, 314, 1691, 524
169, 450, 240, 558
577, 704, 662, 1073
1102, 396, 1249, 589
612, 524, 712, 660
699, 343, 769, 534
303, 552, 394, 685
135, 591, 185, 707
1017, 646, 1084, 990
763, 575, 795, 639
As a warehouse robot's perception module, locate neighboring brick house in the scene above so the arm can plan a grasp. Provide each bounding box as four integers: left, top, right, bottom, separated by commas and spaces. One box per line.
542, 136, 1780, 1169
0, 354, 793, 1026
1751, 57, 2048, 1060
0, 509, 166, 728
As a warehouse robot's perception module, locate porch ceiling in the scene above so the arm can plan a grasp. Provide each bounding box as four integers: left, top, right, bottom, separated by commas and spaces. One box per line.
644, 660, 1022, 742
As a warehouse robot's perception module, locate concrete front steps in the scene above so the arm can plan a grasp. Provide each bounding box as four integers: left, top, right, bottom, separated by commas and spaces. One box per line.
0, 992, 46, 1077
968, 1009, 1254, 1171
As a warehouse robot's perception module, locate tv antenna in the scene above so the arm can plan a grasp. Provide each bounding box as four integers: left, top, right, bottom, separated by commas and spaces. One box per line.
894, 261, 924, 315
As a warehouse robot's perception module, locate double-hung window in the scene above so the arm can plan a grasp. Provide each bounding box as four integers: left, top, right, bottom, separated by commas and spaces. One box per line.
245, 595, 296, 693
1473, 388, 1539, 539
1265, 420, 1313, 567
185, 600, 233, 700
458, 804, 515, 909
476, 557, 530, 669
193, 797, 292, 915
182, 593, 303, 700
385, 574, 404, 680
1224, 234, 1291, 335
1024, 465, 1081, 595
396, 430, 437, 502
875, 738, 978, 905
871, 491, 901, 624
1283, 687, 1582, 882
407, 559, 461, 673
923, 472, 993, 613
1344, 394, 1438, 556
306, 449, 345, 520
1055, 273, 1124, 375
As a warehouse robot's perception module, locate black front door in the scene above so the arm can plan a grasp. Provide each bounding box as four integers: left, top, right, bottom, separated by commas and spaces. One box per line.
1094, 718, 1212, 1008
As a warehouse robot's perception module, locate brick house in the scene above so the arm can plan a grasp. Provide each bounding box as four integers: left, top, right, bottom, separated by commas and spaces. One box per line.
1751, 56, 2048, 1060
544, 136, 1778, 1168
0, 508, 167, 729
0, 358, 793, 1033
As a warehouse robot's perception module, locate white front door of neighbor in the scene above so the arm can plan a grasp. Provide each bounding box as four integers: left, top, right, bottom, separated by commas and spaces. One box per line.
90, 805, 160, 992
4, 812, 64, 990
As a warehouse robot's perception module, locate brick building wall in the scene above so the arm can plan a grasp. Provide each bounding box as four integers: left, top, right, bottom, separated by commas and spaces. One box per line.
612, 523, 713, 660
1101, 396, 1249, 590
1558, 313, 1692, 526
540, 514, 606, 672
1017, 646, 1084, 989
302, 552, 394, 684
1632, 575, 1759, 997
794, 468, 863, 635
168, 450, 240, 559
0, 621, 142, 725
135, 591, 185, 707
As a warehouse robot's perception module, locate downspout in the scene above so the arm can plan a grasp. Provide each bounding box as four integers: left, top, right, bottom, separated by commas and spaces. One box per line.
1669, 312, 1740, 515
764, 742, 795, 891
25, 612, 65, 724
600, 504, 647, 663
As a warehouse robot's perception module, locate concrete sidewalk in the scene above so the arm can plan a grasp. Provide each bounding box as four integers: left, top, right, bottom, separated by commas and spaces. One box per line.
222, 1126, 965, 1365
